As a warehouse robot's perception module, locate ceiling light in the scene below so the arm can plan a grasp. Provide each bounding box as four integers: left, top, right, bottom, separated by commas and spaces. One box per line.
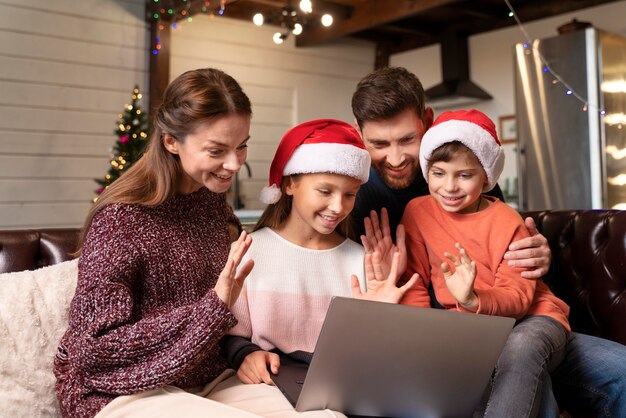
253, 2, 336, 45
321, 14, 333, 27
253, 13, 264, 26
299, 0, 313, 14
273, 32, 286, 44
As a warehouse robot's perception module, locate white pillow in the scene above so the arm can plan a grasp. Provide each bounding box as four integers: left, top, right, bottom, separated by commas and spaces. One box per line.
0, 259, 78, 418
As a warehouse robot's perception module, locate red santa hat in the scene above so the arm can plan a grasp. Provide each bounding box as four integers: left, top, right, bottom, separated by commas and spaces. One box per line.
419, 109, 505, 192
260, 118, 371, 204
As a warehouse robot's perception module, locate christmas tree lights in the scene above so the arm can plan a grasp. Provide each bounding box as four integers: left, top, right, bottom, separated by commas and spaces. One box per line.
93, 86, 149, 202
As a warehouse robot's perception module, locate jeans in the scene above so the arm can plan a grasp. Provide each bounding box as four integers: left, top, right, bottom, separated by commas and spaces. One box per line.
550, 332, 626, 418
483, 316, 568, 418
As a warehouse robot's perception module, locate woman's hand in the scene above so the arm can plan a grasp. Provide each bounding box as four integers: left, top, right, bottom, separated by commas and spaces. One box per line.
504, 217, 551, 279
352, 252, 417, 304
237, 350, 280, 385
442, 243, 478, 311
214, 231, 254, 307
360, 208, 407, 279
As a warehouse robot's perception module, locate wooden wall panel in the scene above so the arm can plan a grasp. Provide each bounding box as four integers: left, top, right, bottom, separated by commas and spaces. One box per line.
170, 16, 375, 211
0, 0, 148, 229
0, 131, 113, 156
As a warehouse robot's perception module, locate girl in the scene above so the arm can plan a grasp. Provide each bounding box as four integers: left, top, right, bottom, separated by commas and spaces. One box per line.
220, 119, 416, 417
55, 68, 270, 418
400, 109, 570, 418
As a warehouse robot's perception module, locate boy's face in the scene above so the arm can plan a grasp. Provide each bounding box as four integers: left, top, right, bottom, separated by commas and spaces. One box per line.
427, 150, 488, 214
285, 173, 361, 237
359, 108, 432, 189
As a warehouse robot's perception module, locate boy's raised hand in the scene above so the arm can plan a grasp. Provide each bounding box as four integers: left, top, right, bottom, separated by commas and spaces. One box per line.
360, 207, 407, 279
352, 252, 417, 304
237, 350, 280, 385
442, 243, 478, 311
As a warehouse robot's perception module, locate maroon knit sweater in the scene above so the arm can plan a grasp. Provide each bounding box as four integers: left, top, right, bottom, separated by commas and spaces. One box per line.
54, 188, 239, 418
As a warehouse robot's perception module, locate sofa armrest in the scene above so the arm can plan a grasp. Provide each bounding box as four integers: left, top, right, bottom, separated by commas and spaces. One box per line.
0, 229, 80, 274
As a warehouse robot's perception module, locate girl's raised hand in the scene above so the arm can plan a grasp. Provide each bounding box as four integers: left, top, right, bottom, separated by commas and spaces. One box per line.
442, 242, 478, 311
214, 231, 254, 307
352, 252, 417, 304
360, 208, 407, 279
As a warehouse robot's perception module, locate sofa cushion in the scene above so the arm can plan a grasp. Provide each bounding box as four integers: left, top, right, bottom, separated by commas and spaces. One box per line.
0, 259, 78, 418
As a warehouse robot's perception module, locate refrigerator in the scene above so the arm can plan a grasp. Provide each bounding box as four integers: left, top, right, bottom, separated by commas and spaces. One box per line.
514, 27, 626, 211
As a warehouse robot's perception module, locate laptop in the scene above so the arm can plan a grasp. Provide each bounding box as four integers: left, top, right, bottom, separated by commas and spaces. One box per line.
271, 297, 515, 418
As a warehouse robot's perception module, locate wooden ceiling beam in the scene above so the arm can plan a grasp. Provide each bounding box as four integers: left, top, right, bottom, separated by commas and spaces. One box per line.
296, 0, 462, 47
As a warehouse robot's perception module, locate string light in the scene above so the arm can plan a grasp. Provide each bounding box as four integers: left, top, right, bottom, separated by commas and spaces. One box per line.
504, 0, 606, 115
152, 0, 229, 55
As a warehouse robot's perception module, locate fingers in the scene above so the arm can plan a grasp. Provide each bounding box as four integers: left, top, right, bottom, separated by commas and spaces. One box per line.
369, 210, 383, 243
351, 274, 364, 297
507, 234, 546, 253
363, 253, 376, 283
521, 267, 549, 279
363, 217, 375, 248
395, 224, 406, 255
443, 251, 459, 266
237, 352, 276, 385
399, 273, 418, 292
230, 231, 253, 266
235, 259, 255, 286
360, 234, 374, 253
371, 251, 385, 281
228, 259, 254, 306
385, 252, 399, 285
455, 243, 473, 265
441, 262, 452, 279
380, 207, 391, 238
268, 352, 281, 376
524, 217, 539, 237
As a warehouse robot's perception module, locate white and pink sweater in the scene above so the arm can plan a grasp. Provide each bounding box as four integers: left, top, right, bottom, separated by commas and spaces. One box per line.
224, 227, 365, 365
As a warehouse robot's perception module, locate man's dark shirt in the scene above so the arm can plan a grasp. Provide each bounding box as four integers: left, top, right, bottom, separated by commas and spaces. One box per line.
352, 167, 505, 239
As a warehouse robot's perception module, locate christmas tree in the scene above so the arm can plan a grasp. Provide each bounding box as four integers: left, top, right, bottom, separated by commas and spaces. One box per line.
94, 86, 149, 202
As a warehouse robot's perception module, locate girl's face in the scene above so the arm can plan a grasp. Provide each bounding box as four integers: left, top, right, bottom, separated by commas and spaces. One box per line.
285, 173, 361, 236
427, 150, 488, 214
164, 113, 251, 194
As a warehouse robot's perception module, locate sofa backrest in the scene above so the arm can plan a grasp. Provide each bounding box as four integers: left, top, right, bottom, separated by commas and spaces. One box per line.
521, 210, 626, 345
0, 229, 80, 274
1, 210, 625, 345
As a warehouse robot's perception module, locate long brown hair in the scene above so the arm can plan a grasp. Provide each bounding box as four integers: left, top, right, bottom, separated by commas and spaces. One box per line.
78, 68, 252, 249
253, 175, 355, 240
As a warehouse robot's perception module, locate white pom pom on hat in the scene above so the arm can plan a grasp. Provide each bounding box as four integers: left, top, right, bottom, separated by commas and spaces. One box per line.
419, 109, 505, 192
260, 118, 371, 204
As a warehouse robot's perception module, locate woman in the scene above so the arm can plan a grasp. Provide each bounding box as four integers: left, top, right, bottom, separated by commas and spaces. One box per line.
54, 68, 260, 418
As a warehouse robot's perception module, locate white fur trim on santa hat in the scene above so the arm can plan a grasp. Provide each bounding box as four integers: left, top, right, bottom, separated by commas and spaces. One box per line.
260, 184, 282, 204
420, 119, 504, 192
284, 142, 371, 183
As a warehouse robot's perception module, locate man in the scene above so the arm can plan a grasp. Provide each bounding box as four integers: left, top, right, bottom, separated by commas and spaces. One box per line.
350, 66, 625, 417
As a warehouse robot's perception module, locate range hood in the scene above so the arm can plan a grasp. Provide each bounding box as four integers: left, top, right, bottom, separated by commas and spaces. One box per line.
425, 32, 492, 109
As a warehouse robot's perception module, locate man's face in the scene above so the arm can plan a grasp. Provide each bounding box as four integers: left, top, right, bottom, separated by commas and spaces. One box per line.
359, 108, 431, 189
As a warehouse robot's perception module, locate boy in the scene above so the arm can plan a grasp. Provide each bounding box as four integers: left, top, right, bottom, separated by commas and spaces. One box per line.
401, 109, 570, 418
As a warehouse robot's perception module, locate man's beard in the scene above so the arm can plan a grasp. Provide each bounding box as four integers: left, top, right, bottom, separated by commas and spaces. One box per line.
371, 158, 420, 190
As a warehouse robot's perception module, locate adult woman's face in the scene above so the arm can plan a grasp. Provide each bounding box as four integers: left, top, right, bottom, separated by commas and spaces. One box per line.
164, 113, 251, 194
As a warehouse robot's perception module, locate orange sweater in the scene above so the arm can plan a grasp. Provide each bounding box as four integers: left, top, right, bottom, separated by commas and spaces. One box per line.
400, 196, 570, 331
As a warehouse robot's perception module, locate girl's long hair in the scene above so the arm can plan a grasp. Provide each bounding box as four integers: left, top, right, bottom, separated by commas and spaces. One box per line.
78, 68, 252, 249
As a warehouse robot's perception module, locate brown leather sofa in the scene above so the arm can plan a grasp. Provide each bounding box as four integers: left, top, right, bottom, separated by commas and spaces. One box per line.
1, 210, 624, 417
